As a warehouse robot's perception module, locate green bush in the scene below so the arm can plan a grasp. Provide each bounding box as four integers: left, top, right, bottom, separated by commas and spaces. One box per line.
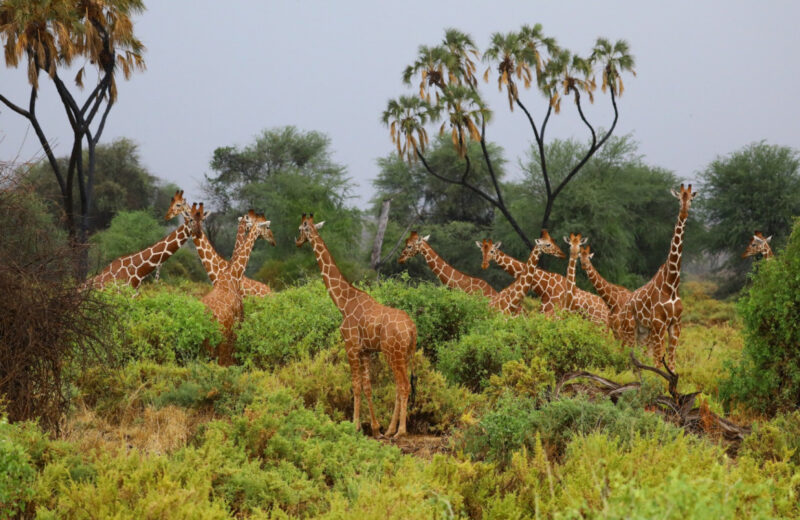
437, 312, 625, 391
720, 218, 800, 414
740, 411, 800, 467
0, 416, 36, 519
101, 285, 222, 365
368, 275, 493, 358
460, 394, 679, 465
234, 280, 341, 368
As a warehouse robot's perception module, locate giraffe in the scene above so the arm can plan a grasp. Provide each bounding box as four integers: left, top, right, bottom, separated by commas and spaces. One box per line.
559, 233, 611, 327
165, 190, 272, 296
399, 231, 497, 298
201, 210, 275, 365
479, 232, 607, 324
297, 214, 417, 438
579, 244, 633, 336
619, 183, 697, 370
742, 231, 774, 259
488, 232, 565, 315
86, 202, 205, 290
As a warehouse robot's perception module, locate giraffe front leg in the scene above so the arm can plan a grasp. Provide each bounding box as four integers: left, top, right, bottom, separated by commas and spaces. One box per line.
358, 350, 381, 437
647, 322, 668, 367
386, 349, 411, 439
344, 348, 363, 432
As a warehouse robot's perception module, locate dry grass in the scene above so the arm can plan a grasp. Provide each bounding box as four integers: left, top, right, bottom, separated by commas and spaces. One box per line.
62, 404, 213, 456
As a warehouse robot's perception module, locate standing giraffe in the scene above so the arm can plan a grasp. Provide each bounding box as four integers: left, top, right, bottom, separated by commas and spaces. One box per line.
559, 233, 611, 327
619, 183, 697, 369
297, 214, 417, 438
399, 231, 497, 298
579, 244, 633, 336
202, 210, 275, 365
489, 233, 565, 315
165, 190, 272, 296
86, 202, 205, 290
742, 231, 774, 259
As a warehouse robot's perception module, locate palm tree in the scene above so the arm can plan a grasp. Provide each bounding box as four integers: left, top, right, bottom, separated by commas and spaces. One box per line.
441, 28, 480, 88
591, 38, 636, 96
382, 96, 437, 164
437, 86, 490, 158
0, 0, 146, 275
402, 45, 454, 104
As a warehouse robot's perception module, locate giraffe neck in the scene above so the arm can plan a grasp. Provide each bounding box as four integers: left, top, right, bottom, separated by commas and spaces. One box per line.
493, 249, 526, 278
228, 220, 260, 281
581, 256, 621, 308
310, 231, 363, 313
665, 209, 688, 290
564, 249, 578, 305
193, 232, 229, 284
763, 246, 774, 259
420, 242, 467, 287
494, 248, 542, 310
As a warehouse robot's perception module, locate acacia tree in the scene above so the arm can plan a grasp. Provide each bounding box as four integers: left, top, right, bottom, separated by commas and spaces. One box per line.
383, 26, 635, 248
0, 0, 146, 275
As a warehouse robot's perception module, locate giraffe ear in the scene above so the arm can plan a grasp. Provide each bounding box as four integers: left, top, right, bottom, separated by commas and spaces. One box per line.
265, 220, 271, 227
563, 236, 570, 244
766, 235, 773, 242
475, 241, 482, 249
203, 211, 212, 220
495, 241, 502, 249
670, 188, 680, 199
580, 237, 588, 246
314, 221, 325, 230
422, 234, 430, 242
589, 252, 595, 259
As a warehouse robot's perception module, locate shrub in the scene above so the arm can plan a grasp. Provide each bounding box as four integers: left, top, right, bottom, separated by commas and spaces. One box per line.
368, 275, 493, 358
0, 416, 36, 519
437, 312, 625, 391
234, 280, 341, 368
720, 218, 800, 414
740, 411, 800, 467
101, 285, 222, 365
460, 394, 679, 465
0, 185, 112, 430
486, 359, 555, 404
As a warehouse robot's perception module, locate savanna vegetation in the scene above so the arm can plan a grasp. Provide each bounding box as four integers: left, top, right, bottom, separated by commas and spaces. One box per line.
2, 6, 800, 519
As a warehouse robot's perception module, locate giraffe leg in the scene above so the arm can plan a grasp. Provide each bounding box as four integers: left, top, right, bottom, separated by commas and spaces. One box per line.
344, 349, 363, 432
666, 322, 681, 371
386, 393, 401, 438
358, 350, 381, 437
385, 345, 411, 439
647, 322, 668, 367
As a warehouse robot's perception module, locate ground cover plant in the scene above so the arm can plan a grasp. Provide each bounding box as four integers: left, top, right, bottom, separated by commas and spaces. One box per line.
2, 275, 799, 518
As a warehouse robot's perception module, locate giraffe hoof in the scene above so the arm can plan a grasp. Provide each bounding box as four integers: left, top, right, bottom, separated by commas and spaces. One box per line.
391, 431, 407, 440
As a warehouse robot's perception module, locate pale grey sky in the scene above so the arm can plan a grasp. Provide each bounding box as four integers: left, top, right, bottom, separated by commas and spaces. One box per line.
1, 1, 799, 209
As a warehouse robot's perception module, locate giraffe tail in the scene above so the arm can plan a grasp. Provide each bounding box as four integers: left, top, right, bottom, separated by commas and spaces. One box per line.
409, 373, 418, 410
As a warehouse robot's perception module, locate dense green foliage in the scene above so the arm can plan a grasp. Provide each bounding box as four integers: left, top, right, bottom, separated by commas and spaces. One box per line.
202, 126, 363, 287
437, 312, 626, 391
699, 142, 800, 291
100, 285, 222, 365
235, 281, 341, 367
0, 416, 36, 519
25, 138, 176, 234
720, 218, 800, 414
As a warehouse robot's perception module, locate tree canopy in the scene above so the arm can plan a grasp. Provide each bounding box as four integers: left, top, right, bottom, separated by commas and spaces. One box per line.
699, 141, 800, 291
202, 126, 363, 287
384, 25, 635, 249
0, 0, 146, 274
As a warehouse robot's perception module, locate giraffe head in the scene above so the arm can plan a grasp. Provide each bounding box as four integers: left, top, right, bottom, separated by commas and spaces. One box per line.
398, 231, 430, 264
295, 213, 325, 247
536, 229, 566, 258
563, 232, 588, 258
579, 245, 594, 266
670, 183, 698, 219
186, 202, 208, 238
243, 209, 276, 246
742, 230, 773, 259
165, 189, 189, 220
476, 238, 502, 269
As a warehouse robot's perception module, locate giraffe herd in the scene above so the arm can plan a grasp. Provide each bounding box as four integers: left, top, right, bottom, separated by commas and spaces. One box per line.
86, 184, 771, 436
